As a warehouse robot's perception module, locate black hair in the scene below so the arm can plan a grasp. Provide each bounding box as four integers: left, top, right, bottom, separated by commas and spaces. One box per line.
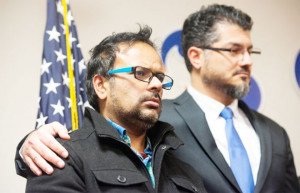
85, 25, 155, 111
182, 4, 253, 72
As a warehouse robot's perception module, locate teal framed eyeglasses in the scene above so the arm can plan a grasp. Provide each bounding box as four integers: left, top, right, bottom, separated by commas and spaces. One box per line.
107, 66, 174, 90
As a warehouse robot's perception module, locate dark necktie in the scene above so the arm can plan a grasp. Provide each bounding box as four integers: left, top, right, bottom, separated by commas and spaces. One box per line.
220, 107, 254, 193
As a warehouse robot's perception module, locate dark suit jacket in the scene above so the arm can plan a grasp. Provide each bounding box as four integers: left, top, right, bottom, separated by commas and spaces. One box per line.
160, 90, 300, 193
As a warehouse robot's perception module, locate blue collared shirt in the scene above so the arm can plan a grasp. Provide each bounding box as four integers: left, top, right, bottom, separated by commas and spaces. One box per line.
107, 119, 155, 187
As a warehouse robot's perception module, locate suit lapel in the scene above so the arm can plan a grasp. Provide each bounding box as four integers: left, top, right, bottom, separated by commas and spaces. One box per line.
239, 101, 272, 193
174, 91, 241, 192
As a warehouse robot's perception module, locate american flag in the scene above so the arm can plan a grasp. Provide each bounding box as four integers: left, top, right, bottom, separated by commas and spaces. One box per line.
36, 0, 88, 131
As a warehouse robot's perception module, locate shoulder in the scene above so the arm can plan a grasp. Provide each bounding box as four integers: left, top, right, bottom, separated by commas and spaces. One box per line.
252, 110, 290, 139
57, 118, 97, 159
58, 107, 101, 149
239, 101, 289, 139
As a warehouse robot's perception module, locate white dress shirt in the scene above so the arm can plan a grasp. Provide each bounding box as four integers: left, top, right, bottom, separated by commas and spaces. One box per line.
187, 86, 261, 184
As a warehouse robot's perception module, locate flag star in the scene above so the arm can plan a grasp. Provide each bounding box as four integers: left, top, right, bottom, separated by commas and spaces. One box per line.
55, 48, 66, 65
51, 100, 65, 117
62, 72, 70, 87
36, 112, 48, 128
69, 33, 77, 46
69, 37, 76, 49
56, 1, 63, 15
77, 43, 81, 48
56, 0, 71, 15
46, 26, 60, 42
66, 97, 72, 108
78, 59, 86, 74
66, 96, 77, 108
43, 78, 60, 94
67, 11, 74, 25
41, 59, 52, 75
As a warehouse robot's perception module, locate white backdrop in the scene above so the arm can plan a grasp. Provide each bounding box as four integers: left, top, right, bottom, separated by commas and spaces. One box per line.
1, 0, 299, 192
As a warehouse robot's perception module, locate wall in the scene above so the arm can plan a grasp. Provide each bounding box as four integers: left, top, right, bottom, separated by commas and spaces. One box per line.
0, 0, 299, 192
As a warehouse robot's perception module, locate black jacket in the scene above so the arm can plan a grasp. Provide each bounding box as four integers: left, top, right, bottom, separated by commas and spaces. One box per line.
25, 108, 207, 193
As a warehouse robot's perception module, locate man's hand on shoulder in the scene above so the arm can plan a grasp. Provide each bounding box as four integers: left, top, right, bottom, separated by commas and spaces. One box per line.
20, 122, 70, 176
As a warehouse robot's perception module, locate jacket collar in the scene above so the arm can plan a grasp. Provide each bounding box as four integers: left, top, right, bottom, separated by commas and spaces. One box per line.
84, 107, 183, 150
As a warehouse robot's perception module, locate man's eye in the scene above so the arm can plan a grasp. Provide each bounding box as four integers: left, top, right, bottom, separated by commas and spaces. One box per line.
230, 48, 243, 55
248, 49, 254, 54
136, 70, 146, 77
153, 73, 164, 82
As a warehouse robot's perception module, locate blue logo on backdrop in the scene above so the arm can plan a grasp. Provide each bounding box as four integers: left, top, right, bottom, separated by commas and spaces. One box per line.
242, 78, 261, 110
161, 30, 262, 110
295, 52, 300, 88
161, 30, 183, 63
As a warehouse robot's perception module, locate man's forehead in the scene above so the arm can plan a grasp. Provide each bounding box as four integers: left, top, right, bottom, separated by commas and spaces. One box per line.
115, 42, 164, 70
117, 42, 135, 54
213, 22, 252, 45
116, 41, 153, 53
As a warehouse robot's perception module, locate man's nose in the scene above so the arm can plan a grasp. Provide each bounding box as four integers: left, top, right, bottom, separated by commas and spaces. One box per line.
148, 75, 163, 90
239, 51, 253, 66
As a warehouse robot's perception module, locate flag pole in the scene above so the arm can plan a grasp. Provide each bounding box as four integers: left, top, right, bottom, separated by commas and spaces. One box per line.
62, 0, 79, 130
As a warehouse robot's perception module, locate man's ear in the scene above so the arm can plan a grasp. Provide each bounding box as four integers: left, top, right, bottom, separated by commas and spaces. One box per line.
187, 46, 204, 70
93, 75, 109, 100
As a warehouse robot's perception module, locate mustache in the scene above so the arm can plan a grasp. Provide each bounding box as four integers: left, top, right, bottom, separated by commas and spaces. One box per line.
140, 93, 161, 103
233, 67, 250, 76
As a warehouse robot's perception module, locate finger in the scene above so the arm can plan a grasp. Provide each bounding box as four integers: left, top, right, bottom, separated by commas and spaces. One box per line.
39, 129, 69, 159
31, 136, 66, 168
24, 156, 43, 176
51, 122, 71, 140
23, 148, 56, 176
37, 123, 69, 159
22, 140, 56, 174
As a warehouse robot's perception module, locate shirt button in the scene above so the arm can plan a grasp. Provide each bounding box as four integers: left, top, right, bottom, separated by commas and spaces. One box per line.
117, 175, 126, 183
161, 145, 167, 150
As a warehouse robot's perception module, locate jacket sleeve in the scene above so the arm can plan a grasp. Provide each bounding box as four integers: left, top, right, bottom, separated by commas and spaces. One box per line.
282, 129, 300, 193
25, 144, 86, 193
15, 133, 31, 178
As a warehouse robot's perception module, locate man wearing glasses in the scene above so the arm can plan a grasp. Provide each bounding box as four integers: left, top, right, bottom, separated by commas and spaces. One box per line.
160, 4, 299, 193
24, 26, 207, 193
16, 4, 299, 193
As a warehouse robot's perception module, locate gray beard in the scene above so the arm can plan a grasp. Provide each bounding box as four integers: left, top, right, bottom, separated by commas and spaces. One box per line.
202, 74, 249, 99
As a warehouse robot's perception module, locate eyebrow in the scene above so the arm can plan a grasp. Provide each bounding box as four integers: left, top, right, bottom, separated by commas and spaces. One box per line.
227, 43, 254, 49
